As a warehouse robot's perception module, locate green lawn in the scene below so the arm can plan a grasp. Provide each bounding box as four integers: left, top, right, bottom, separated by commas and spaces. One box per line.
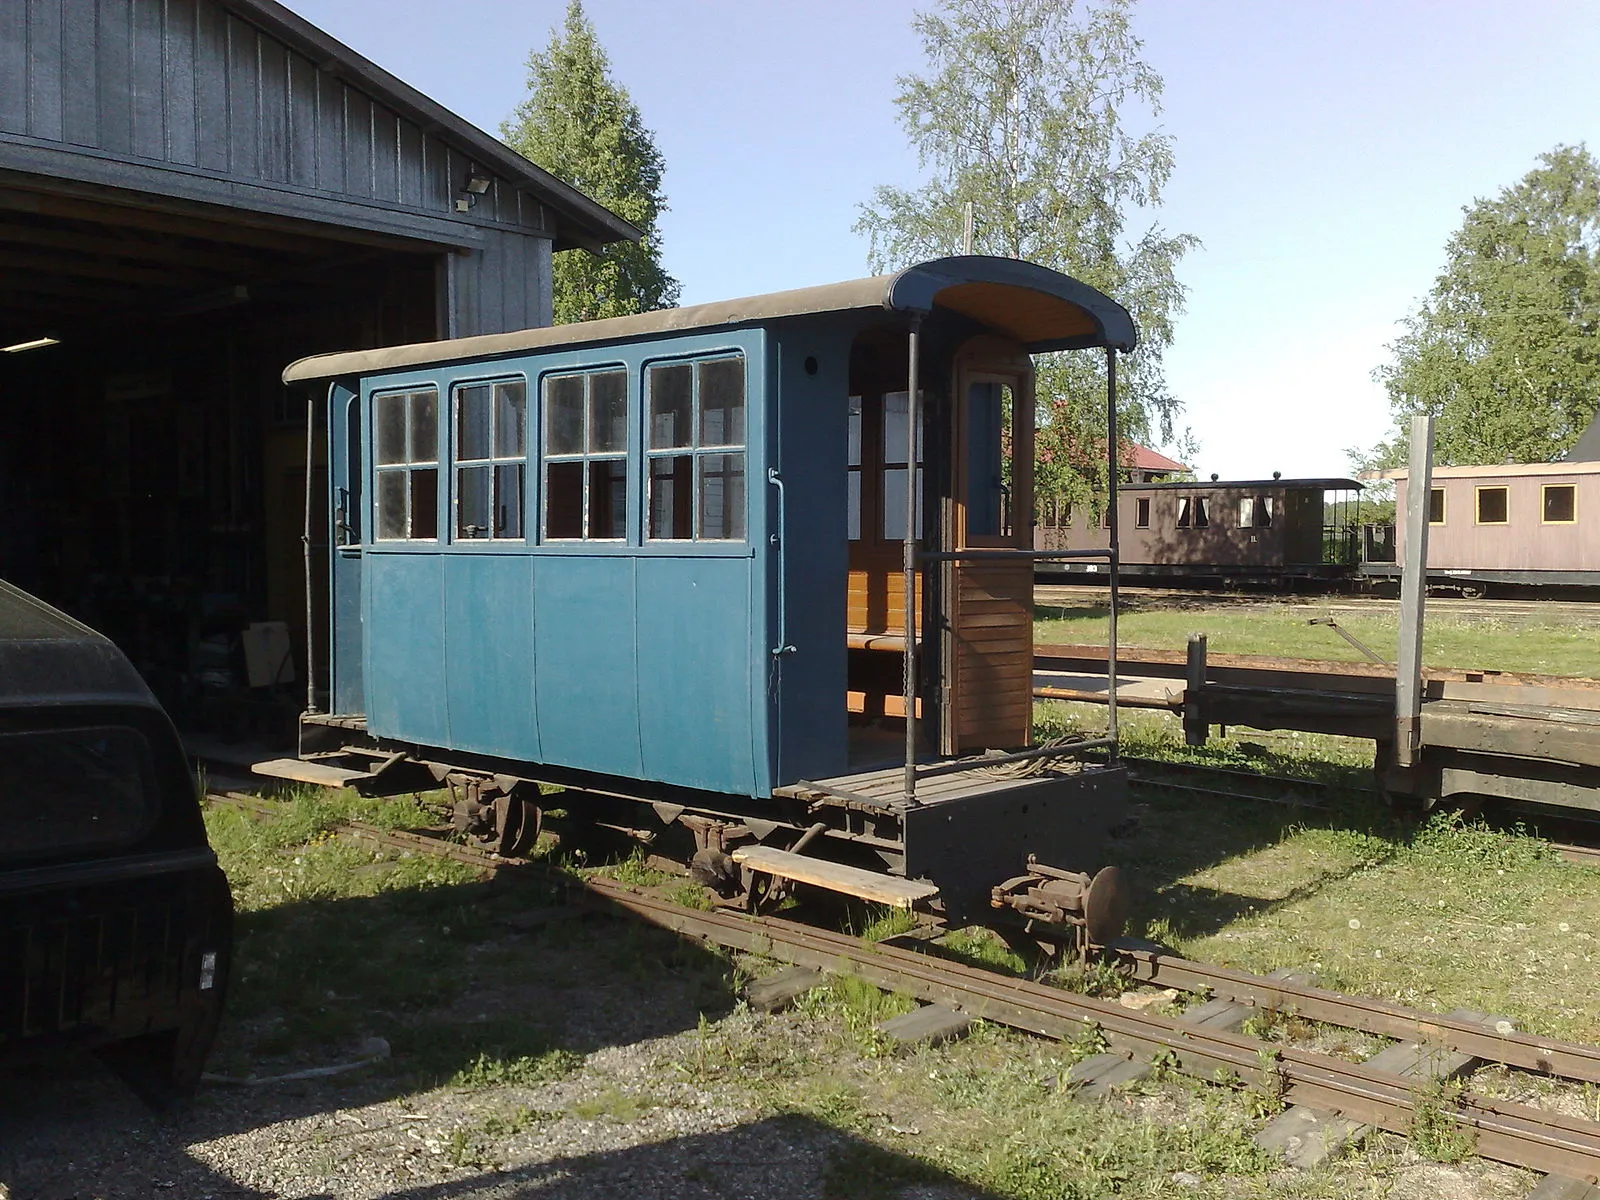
1035, 603, 1600, 677
1038, 700, 1600, 1046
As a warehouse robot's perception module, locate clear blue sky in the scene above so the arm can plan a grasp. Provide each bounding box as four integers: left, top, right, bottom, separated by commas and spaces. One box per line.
290, 0, 1600, 480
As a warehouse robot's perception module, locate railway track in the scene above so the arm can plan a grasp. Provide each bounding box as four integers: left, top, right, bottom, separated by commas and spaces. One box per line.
207, 788, 1600, 1182
1035, 584, 1600, 626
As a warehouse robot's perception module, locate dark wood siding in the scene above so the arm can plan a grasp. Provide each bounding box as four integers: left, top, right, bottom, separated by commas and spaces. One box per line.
0, 0, 556, 334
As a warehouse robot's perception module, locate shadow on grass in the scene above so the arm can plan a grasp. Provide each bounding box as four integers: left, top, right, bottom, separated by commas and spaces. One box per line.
1103, 770, 1407, 945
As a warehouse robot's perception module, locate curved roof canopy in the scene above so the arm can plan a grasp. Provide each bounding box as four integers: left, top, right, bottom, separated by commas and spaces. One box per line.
284, 255, 1137, 385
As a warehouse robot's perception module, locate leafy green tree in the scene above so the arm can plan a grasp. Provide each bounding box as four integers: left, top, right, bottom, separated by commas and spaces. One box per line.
503, 0, 680, 323
855, 0, 1197, 509
1360, 145, 1600, 469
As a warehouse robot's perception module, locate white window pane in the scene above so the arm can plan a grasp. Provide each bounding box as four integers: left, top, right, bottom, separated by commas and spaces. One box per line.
649, 363, 693, 449
457, 465, 491, 538
375, 394, 407, 465
590, 370, 628, 453
376, 471, 407, 538
495, 381, 526, 458
409, 391, 437, 463
698, 358, 745, 447
545, 375, 586, 455
649, 455, 693, 539
457, 384, 491, 461
495, 463, 524, 538
698, 453, 746, 540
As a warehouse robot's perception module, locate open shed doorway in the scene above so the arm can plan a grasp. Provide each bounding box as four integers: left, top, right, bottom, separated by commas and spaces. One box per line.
0, 185, 440, 741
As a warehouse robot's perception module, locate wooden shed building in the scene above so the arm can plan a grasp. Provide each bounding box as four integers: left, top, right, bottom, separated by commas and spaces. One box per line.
0, 0, 636, 718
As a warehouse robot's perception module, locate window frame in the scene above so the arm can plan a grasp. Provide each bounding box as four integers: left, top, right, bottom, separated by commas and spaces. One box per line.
1542, 483, 1578, 525
1134, 497, 1150, 529
539, 364, 632, 544
1427, 487, 1446, 525
371, 385, 442, 543
1475, 485, 1510, 526
644, 351, 749, 543
451, 375, 528, 543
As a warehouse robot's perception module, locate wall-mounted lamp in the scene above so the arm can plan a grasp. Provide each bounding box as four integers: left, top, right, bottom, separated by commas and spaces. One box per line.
455, 168, 493, 213
1, 336, 60, 354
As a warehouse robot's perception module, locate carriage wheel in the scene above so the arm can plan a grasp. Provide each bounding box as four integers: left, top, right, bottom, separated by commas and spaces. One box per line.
491, 792, 542, 858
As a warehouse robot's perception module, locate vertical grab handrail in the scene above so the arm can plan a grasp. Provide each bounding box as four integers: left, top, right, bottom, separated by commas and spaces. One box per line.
902, 316, 924, 802
767, 467, 796, 656
1105, 347, 1120, 758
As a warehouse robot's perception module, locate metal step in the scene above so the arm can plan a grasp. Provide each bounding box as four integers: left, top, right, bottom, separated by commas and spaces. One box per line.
730, 845, 940, 909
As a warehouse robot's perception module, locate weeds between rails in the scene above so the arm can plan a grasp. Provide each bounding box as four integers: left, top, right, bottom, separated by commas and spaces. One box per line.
206, 788, 1600, 1179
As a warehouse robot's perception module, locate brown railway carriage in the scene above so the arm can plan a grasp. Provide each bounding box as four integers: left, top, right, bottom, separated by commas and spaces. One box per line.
1368, 462, 1600, 590
1039, 477, 1362, 587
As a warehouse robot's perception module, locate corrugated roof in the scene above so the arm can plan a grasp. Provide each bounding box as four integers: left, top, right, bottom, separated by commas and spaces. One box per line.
284, 255, 1137, 384
225, 0, 641, 253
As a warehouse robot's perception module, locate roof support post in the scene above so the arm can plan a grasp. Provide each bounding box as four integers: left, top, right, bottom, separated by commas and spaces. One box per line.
1105, 347, 1120, 756
303, 388, 320, 715
1395, 414, 1434, 767
903, 315, 925, 803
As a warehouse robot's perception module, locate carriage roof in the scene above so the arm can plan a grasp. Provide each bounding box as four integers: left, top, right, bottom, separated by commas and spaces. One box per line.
1125, 477, 1363, 492
282, 255, 1137, 386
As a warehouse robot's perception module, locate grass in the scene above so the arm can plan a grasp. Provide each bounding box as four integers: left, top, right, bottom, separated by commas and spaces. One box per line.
202, 788, 739, 1088
1035, 598, 1600, 676
1066, 700, 1600, 1044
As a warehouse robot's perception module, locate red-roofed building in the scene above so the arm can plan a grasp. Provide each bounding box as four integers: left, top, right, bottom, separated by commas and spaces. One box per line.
1124, 444, 1189, 483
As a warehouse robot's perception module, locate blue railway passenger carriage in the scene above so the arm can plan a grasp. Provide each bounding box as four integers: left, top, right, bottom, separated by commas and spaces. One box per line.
261, 256, 1136, 938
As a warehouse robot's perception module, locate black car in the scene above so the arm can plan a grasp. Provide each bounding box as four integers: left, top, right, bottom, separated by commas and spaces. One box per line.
0, 580, 232, 1095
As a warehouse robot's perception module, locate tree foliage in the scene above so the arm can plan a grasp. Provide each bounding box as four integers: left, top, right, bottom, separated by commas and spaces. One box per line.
502, 0, 679, 323
855, 0, 1197, 506
1361, 145, 1600, 469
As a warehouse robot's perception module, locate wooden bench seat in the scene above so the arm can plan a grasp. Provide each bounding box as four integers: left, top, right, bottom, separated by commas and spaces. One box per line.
846, 629, 915, 653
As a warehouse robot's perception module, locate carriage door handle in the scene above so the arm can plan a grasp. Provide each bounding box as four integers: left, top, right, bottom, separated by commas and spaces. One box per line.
767, 468, 797, 656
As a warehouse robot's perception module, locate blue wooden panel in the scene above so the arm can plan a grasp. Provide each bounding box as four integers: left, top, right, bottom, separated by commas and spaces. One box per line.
771, 322, 854, 784
365, 553, 448, 746
328, 384, 365, 715
636, 556, 757, 796
444, 554, 539, 762
532, 556, 641, 778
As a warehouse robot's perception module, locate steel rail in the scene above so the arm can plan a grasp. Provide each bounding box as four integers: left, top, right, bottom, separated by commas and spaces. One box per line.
1116, 946, 1600, 1085
206, 790, 1600, 1177
583, 883, 1600, 1180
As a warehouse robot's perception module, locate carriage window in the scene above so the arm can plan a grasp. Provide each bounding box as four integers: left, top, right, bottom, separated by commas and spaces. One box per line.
1476, 486, 1509, 525
454, 380, 525, 540
1543, 484, 1576, 523
1176, 496, 1209, 529
1428, 487, 1446, 524
1135, 498, 1150, 528
374, 387, 439, 540
847, 395, 863, 541
964, 380, 1014, 538
1239, 496, 1272, 528
647, 355, 746, 541
882, 390, 924, 540
543, 369, 628, 540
